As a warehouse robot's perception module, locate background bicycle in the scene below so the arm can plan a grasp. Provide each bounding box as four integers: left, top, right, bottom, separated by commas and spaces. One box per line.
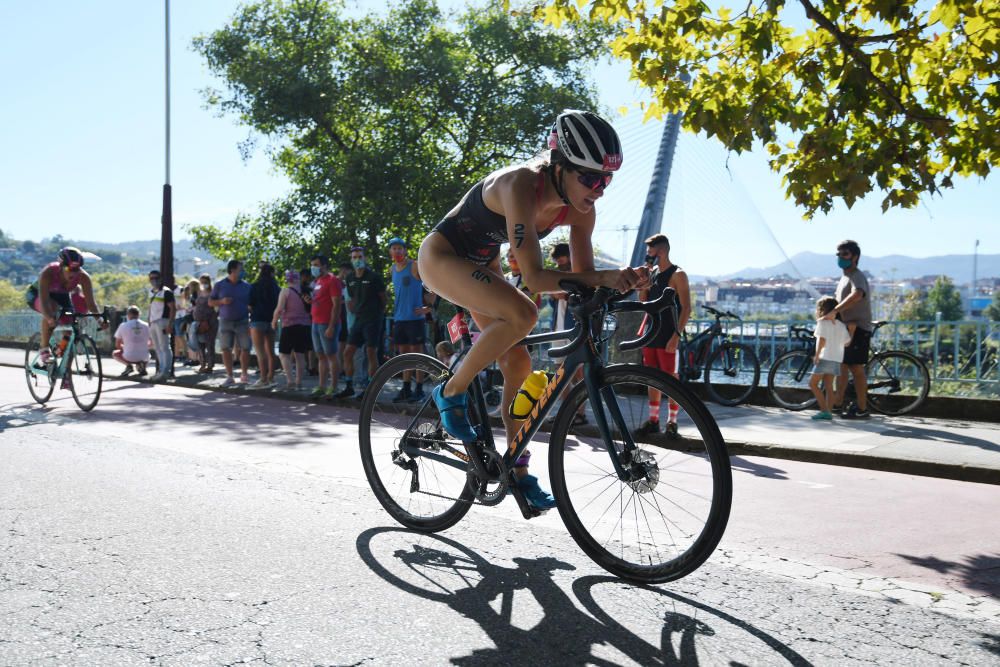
768, 320, 931, 415
675, 305, 760, 406
24, 308, 109, 412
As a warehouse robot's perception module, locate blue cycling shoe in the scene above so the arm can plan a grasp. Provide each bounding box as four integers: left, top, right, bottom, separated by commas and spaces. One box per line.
517, 474, 557, 511
433, 384, 478, 442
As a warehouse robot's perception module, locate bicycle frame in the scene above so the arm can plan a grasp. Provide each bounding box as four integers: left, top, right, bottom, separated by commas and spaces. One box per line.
27, 322, 79, 380
398, 312, 645, 487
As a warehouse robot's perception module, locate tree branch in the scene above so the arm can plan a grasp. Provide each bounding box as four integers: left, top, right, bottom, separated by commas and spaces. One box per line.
795, 0, 949, 126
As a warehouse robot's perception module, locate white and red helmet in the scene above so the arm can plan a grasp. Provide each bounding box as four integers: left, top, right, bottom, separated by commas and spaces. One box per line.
547, 110, 623, 172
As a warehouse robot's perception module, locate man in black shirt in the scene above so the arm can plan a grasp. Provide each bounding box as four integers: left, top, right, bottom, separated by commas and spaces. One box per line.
635, 234, 690, 438
335, 247, 387, 398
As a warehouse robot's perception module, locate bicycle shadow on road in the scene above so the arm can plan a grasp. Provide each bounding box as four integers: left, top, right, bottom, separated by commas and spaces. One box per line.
356, 527, 813, 665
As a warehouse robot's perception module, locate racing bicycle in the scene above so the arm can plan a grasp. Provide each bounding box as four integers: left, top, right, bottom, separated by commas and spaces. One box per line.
767, 321, 931, 415
24, 308, 109, 412
358, 282, 732, 584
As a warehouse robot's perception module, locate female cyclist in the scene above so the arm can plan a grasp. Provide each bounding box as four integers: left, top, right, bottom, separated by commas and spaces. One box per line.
417, 110, 647, 509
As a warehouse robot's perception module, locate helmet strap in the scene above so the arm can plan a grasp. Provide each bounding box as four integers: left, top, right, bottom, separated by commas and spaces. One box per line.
549, 164, 570, 206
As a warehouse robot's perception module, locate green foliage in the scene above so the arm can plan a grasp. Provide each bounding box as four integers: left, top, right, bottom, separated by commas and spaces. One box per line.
89, 272, 155, 311
192, 0, 604, 273
528, 0, 1000, 217
0, 279, 25, 313
985, 290, 1000, 321
899, 288, 933, 321
927, 275, 964, 320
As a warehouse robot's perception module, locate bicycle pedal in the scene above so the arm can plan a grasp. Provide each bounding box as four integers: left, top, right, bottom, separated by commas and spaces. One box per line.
509, 484, 540, 520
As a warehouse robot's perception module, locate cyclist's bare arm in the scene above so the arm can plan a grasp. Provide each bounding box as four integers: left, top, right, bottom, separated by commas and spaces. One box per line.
500, 172, 640, 294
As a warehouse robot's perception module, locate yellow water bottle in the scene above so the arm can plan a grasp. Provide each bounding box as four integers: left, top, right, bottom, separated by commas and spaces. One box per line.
509, 370, 548, 421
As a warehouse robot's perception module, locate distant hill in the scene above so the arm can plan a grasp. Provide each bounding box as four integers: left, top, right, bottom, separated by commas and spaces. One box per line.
717, 251, 1000, 283
72, 238, 208, 262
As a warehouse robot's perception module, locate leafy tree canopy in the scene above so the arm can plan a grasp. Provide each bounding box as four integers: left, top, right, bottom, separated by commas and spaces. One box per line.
926, 275, 964, 320
984, 290, 1000, 321
524, 0, 1000, 216
190, 0, 605, 272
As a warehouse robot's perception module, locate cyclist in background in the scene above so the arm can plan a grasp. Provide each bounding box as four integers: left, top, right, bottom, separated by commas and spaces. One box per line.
417, 110, 646, 509
635, 233, 689, 438
28, 247, 106, 361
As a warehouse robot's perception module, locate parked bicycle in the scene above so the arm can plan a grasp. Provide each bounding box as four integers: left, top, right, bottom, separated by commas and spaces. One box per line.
24, 308, 110, 412
767, 321, 930, 415
674, 305, 760, 406
358, 282, 732, 584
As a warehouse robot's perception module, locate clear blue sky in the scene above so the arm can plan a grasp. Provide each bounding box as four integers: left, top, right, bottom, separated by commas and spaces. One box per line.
1, 1, 996, 278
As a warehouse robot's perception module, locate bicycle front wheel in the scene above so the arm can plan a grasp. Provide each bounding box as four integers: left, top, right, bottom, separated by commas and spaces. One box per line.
767, 349, 818, 411
549, 365, 732, 584
70, 334, 103, 412
358, 353, 475, 533
704, 342, 759, 406
866, 351, 930, 416
24, 333, 55, 404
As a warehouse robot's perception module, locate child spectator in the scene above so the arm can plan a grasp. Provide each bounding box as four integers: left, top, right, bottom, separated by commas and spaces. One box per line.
113, 305, 151, 377
435, 340, 458, 368
810, 296, 852, 420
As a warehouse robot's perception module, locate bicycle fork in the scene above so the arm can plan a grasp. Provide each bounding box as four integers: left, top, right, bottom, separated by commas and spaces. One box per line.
585, 365, 646, 484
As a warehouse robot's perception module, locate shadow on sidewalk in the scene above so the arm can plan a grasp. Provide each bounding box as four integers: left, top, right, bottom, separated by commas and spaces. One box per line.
356, 527, 814, 665
894, 553, 1000, 599
876, 424, 1000, 453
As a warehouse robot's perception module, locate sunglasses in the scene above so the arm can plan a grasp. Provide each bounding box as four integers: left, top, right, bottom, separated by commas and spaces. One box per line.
576, 170, 613, 190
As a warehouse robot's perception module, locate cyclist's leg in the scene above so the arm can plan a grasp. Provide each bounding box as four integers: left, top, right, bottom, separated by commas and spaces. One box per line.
468, 310, 531, 446
418, 233, 537, 398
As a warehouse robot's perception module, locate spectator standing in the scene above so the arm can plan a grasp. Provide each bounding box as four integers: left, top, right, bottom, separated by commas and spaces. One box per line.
337, 260, 355, 383
825, 239, 873, 419
192, 274, 218, 373
299, 267, 318, 376
182, 280, 202, 366
547, 242, 576, 333
249, 262, 281, 388
147, 270, 176, 382
388, 238, 430, 402
335, 247, 387, 399
112, 305, 151, 377
810, 297, 852, 420
271, 269, 312, 390
308, 254, 344, 398
634, 234, 690, 438
209, 260, 253, 386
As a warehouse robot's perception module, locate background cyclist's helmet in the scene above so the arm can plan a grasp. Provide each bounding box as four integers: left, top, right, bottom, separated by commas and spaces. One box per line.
59, 247, 84, 270
547, 110, 623, 172
387, 237, 407, 248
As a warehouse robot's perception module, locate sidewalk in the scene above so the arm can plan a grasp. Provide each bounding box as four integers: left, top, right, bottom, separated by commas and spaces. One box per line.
3, 345, 998, 485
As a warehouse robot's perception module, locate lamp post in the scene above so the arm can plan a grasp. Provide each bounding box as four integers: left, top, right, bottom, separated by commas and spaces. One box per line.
970, 239, 979, 317
159, 0, 174, 289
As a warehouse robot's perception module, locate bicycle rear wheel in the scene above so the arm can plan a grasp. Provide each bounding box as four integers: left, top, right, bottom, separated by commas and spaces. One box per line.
704, 342, 759, 406
70, 334, 103, 412
548, 365, 732, 584
24, 333, 55, 404
358, 353, 475, 532
866, 351, 930, 416
767, 349, 818, 411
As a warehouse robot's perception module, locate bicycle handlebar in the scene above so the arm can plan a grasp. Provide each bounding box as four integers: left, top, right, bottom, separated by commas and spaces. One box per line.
547, 281, 677, 359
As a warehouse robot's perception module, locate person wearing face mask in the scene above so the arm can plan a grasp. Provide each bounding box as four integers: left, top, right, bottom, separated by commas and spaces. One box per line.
387, 237, 432, 402
271, 269, 313, 390
192, 274, 218, 373
147, 270, 176, 382
307, 254, 344, 399
335, 247, 387, 399
634, 234, 690, 439
823, 239, 873, 419
209, 259, 254, 386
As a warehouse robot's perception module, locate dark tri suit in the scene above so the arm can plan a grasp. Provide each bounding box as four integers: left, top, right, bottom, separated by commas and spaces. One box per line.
433, 173, 569, 266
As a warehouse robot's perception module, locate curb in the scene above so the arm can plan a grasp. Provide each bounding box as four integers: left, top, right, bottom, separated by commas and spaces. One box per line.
3, 359, 997, 487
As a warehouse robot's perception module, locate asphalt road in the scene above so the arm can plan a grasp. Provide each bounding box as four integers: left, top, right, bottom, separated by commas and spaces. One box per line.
1, 367, 998, 665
